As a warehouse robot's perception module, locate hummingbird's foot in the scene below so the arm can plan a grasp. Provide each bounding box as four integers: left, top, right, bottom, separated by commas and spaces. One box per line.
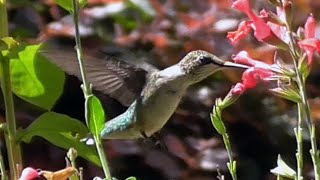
140, 131, 168, 151
140, 131, 149, 138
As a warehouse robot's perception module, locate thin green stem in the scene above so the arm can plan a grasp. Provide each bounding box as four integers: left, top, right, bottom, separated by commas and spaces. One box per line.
310, 125, 320, 179
0, 147, 6, 180
222, 133, 237, 180
0, 124, 6, 180
0, 0, 8, 37
71, 0, 111, 179
72, 0, 90, 94
94, 136, 111, 179
0, 1, 22, 179
287, 31, 320, 180
295, 104, 303, 180
0, 56, 22, 180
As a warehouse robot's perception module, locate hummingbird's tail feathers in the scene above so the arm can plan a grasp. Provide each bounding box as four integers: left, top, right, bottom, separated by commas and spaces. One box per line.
41, 49, 147, 106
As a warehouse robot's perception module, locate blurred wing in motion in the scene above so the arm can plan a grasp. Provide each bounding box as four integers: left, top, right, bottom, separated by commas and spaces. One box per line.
42, 49, 148, 106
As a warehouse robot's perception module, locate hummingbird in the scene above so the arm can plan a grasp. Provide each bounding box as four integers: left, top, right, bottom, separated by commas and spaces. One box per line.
44, 49, 248, 139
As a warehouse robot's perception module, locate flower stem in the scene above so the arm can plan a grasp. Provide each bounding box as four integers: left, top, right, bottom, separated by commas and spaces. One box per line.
71, 0, 111, 179
222, 133, 237, 180
0, 0, 22, 179
295, 103, 304, 180
94, 136, 111, 178
288, 31, 320, 180
0, 135, 7, 180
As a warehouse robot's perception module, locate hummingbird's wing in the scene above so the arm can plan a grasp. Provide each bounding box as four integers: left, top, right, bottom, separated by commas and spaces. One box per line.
42, 50, 149, 106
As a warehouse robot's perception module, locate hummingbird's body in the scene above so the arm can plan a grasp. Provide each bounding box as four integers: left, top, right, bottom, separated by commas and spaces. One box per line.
44, 49, 247, 139
103, 65, 189, 139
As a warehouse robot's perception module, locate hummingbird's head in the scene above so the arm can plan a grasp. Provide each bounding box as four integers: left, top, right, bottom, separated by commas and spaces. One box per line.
179, 50, 226, 73
178, 50, 248, 83
178, 50, 225, 83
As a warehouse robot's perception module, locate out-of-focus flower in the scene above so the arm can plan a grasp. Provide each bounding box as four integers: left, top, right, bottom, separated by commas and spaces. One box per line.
40, 167, 77, 180
231, 0, 273, 41
230, 0, 286, 48
298, 15, 320, 65
305, 15, 316, 39
227, 21, 252, 44
19, 167, 40, 180
262, 7, 290, 43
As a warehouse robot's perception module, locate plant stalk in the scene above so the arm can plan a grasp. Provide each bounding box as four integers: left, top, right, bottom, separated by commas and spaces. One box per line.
295, 104, 303, 180
0, 139, 6, 180
288, 31, 320, 180
222, 133, 237, 180
0, 0, 22, 179
72, 0, 111, 179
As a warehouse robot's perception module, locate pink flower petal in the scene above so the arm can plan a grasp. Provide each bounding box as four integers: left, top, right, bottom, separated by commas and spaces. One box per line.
305, 15, 316, 39
231, 83, 246, 95
231, 0, 277, 42
242, 67, 259, 88
231, 0, 252, 15
227, 21, 252, 44
232, 51, 272, 69
241, 67, 273, 89
298, 38, 320, 65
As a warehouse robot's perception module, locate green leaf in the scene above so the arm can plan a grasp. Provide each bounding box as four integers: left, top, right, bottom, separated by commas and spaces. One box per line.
86, 95, 106, 137
54, 0, 87, 12
210, 105, 226, 135
18, 112, 101, 166
269, 87, 301, 103
298, 54, 310, 81
0, 37, 22, 58
0, 37, 18, 51
10, 44, 65, 110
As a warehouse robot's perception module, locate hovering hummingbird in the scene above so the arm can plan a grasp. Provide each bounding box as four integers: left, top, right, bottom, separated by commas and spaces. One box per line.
44, 49, 248, 139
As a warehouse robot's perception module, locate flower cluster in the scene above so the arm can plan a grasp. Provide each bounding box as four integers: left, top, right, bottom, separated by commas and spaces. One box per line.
227, 0, 319, 95
230, 51, 275, 95
227, 0, 285, 47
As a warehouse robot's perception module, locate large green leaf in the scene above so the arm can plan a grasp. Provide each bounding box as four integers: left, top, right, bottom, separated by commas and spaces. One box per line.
18, 112, 101, 166
86, 95, 106, 137
10, 44, 65, 110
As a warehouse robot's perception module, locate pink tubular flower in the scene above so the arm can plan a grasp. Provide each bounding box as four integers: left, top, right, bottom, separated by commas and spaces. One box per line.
263, 7, 290, 43
231, 0, 273, 41
19, 167, 40, 180
241, 67, 273, 88
227, 21, 252, 44
230, 0, 287, 48
232, 51, 274, 91
298, 14, 320, 65
298, 38, 320, 64
231, 83, 246, 95
232, 51, 272, 69
305, 15, 316, 39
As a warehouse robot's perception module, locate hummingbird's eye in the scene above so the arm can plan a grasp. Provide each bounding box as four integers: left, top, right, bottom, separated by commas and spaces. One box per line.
199, 56, 213, 65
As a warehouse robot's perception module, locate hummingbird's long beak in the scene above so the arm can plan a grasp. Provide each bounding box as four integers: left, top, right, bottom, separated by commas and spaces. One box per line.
222, 61, 250, 69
